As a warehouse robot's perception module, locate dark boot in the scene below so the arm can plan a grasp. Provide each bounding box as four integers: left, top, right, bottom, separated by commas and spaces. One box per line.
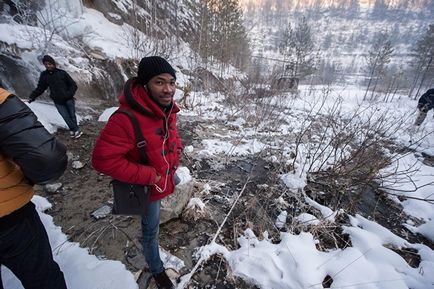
153, 270, 174, 289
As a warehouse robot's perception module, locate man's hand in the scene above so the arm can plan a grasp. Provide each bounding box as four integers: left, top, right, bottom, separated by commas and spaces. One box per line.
27, 99, 33, 103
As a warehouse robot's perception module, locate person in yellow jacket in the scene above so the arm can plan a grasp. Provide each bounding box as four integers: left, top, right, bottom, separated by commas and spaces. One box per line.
0, 80, 68, 289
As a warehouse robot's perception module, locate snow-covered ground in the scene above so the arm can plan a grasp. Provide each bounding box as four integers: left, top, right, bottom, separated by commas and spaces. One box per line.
3, 86, 433, 289
174, 86, 434, 289
1, 1, 433, 288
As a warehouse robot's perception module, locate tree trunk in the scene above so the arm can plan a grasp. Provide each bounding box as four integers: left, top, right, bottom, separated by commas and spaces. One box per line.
415, 54, 434, 99
408, 60, 424, 99
364, 66, 376, 100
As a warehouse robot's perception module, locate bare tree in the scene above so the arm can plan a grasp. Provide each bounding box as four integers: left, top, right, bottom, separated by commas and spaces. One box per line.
15, 0, 81, 53
363, 32, 394, 100
121, 0, 176, 60
122, 0, 146, 59
409, 23, 434, 99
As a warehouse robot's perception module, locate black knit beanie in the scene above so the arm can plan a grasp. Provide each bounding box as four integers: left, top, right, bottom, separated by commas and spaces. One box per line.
42, 55, 55, 65
137, 56, 176, 85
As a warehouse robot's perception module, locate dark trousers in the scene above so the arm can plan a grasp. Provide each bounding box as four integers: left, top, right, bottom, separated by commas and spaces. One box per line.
0, 203, 67, 289
54, 99, 79, 132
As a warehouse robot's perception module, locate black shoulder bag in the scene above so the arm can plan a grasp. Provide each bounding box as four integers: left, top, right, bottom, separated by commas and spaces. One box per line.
110, 108, 150, 216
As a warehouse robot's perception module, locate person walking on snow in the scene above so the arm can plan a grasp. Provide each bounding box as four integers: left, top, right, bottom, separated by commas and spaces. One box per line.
28, 55, 82, 138
92, 56, 182, 289
0, 80, 68, 289
415, 88, 434, 126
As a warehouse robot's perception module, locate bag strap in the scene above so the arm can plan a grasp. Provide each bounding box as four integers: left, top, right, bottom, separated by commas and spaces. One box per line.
115, 108, 148, 164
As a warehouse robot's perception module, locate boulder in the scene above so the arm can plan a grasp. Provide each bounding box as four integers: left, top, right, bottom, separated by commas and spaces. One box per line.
160, 179, 194, 224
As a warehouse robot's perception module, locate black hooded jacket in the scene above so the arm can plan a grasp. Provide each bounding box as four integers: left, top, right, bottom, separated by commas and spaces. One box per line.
29, 68, 77, 104
418, 89, 434, 112
0, 89, 67, 184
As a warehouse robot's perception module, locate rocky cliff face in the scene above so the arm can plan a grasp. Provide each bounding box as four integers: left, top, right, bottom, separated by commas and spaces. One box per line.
0, 46, 133, 103
0, 0, 199, 103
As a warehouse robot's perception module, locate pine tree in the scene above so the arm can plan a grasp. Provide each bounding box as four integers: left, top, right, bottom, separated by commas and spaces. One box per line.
371, 0, 389, 19
279, 17, 317, 80
187, 0, 251, 71
185, 0, 215, 66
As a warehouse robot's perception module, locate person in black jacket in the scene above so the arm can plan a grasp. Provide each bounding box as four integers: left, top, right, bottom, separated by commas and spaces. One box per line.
417, 88, 434, 112
415, 88, 434, 126
28, 55, 82, 138
0, 80, 68, 289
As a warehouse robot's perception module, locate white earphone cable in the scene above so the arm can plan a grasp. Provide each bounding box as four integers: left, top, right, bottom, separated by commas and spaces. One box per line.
154, 103, 174, 193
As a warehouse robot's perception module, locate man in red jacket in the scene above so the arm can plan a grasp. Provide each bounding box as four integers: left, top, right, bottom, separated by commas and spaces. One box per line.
92, 56, 182, 289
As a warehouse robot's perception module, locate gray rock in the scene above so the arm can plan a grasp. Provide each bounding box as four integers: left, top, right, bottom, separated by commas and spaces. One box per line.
89, 51, 107, 61
72, 160, 85, 169
127, 252, 147, 271
160, 180, 194, 224
43, 182, 63, 193
90, 204, 112, 219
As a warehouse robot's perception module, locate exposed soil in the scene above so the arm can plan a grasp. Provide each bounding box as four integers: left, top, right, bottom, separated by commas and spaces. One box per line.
35, 111, 267, 289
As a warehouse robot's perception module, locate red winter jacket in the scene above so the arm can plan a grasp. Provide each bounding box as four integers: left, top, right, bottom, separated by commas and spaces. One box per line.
92, 78, 182, 201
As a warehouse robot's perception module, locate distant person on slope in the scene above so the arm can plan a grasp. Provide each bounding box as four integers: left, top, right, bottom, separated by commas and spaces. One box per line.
28, 55, 82, 138
92, 56, 182, 289
0, 80, 68, 289
415, 88, 434, 126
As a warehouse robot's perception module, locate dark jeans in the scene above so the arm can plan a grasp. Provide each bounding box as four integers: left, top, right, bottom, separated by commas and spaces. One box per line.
141, 200, 163, 274
0, 203, 67, 289
141, 174, 180, 274
54, 99, 79, 132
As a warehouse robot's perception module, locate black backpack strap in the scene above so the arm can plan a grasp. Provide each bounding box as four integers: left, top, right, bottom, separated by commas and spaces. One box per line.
115, 108, 148, 164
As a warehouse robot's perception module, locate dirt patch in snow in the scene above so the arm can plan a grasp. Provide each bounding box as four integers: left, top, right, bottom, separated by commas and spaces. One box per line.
35, 113, 268, 288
